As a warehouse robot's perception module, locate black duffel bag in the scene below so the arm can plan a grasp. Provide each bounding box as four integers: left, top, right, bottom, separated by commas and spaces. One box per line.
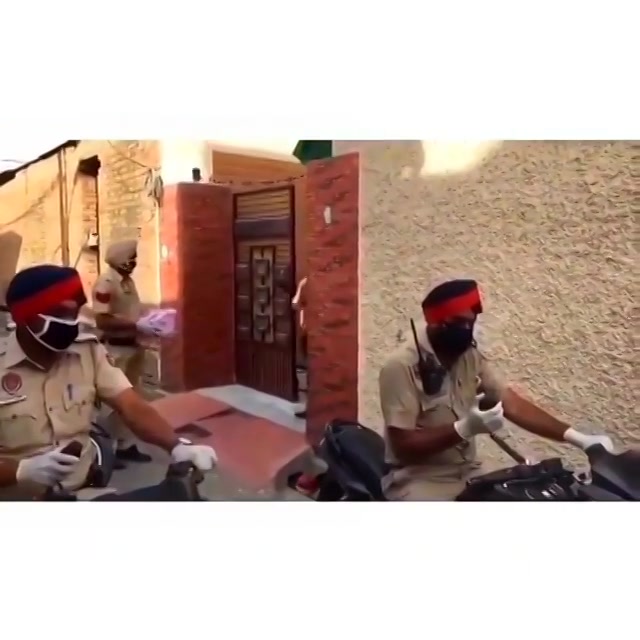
317, 419, 390, 501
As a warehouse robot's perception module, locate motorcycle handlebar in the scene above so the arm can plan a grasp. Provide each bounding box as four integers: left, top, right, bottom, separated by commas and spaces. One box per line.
584, 443, 612, 460
476, 386, 529, 464
42, 460, 204, 501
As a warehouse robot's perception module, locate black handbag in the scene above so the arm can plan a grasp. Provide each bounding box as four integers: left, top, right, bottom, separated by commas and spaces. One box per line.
318, 419, 390, 500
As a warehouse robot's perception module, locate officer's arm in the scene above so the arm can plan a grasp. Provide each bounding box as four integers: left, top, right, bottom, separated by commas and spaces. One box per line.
92, 282, 137, 333
479, 356, 570, 441
292, 278, 307, 310
0, 460, 19, 487
94, 345, 178, 452
381, 360, 463, 463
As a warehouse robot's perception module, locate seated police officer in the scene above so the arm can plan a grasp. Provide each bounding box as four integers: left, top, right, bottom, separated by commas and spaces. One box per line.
380, 279, 615, 501
0, 265, 216, 500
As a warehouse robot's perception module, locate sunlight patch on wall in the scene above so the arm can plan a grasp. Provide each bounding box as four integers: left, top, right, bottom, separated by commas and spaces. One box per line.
418, 141, 502, 176
208, 139, 300, 163
161, 140, 212, 184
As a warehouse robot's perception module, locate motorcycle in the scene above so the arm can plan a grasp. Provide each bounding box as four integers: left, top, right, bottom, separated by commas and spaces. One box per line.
290, 419, 640, 501
43, 441, 205, 502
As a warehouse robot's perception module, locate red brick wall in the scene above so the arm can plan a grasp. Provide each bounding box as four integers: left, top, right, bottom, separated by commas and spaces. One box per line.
159, 182, 235, 391
304, 153, 360, 445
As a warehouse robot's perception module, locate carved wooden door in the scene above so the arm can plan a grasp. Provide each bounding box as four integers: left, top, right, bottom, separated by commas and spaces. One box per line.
233, 187, 296, 400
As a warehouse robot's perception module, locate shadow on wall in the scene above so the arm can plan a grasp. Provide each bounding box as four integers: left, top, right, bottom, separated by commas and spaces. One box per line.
0, 231, 23, 306
0, 176, 59, 233
354, 139, 637, 454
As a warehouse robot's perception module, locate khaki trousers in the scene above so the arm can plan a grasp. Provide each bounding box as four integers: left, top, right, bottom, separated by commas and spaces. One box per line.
385, 458, 507, 502
104, 345, 145, 447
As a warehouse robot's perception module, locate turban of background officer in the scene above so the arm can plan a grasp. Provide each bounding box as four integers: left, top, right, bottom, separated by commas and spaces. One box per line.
105, 239, 137, 271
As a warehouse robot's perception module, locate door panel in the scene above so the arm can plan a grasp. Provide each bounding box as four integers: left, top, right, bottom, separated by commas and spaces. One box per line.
233, 187, 296, 400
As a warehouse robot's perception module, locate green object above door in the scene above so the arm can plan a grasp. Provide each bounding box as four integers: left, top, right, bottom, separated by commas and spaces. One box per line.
292, 141, 333, 164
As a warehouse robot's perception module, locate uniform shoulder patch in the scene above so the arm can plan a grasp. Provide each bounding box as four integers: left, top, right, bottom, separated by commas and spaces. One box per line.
106, 352, 116, 367
95, 291, 111, 304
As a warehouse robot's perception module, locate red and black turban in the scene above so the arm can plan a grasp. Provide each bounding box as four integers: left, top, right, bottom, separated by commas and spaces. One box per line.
421, 279, 483, 324
6, 265, 86, 323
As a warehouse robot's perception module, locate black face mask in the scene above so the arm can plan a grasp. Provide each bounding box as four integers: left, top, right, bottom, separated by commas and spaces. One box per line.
429, 321, 476, 360
29, 315, 80, 352
119, 260, 137, 275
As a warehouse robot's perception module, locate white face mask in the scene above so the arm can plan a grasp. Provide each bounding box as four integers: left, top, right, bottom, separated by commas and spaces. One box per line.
27, 314, 80, 352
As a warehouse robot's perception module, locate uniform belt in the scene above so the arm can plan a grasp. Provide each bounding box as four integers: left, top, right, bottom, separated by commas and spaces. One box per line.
100, 337, 138, 347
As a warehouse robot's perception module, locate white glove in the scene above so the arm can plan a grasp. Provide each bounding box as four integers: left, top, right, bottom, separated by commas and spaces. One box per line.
16, 448, 80, 486
136, 309, 177, 338
563, 428, 615, 453
171, 443, 217, 471
454, 394, 505, 440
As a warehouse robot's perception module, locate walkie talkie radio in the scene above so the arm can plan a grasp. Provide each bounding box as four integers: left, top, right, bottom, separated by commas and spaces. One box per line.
409, 319, 446, 395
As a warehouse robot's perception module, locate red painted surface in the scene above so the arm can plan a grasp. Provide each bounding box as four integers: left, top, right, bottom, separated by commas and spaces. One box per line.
150, 392, 310, 492
304, 153, 360, 445
159, 183, 235, 390
150, 392, 231, 429
192, 412, 310, 491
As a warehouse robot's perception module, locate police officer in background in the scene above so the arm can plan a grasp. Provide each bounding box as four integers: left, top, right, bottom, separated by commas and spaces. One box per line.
291, 276, 308, 419
380, 279, 615, 501
0, 265, 216, 500
91, 238, 150, 464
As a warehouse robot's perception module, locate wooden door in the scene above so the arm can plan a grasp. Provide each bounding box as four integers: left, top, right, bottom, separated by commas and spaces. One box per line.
233, 187, 296, 400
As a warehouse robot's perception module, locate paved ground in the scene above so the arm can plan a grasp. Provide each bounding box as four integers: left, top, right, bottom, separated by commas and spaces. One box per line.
99, 384, 311, 501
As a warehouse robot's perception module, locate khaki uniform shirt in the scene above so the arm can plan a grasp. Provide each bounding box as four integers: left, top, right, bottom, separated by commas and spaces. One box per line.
380, 322, 504, 484
91, 268, 142, 341
0, 332, 132, 499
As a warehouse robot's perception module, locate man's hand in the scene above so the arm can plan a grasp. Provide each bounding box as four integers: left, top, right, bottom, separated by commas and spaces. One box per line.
171, 444, 218, 471
16, 448, 79, 486
563, 428, 615, 453
454, 394, 505, 440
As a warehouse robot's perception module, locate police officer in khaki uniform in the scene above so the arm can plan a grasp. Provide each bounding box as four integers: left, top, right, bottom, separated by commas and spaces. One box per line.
291, 276, 308, 419
380, 279, 615, 501
0, 264, 217, 500
91, 238, 150, 464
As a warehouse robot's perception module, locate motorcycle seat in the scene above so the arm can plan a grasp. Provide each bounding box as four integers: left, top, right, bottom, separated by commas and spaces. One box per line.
588, 445, 640, 500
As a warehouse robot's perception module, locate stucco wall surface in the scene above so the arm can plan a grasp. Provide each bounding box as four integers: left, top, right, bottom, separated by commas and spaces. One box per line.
334, 140, 638, 465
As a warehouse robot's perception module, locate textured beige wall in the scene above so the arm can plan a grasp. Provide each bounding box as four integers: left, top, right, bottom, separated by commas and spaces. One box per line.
334, 140, 638, 465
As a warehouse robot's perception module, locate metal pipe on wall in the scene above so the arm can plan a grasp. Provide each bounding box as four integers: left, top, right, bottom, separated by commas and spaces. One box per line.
57, 148, 70, 265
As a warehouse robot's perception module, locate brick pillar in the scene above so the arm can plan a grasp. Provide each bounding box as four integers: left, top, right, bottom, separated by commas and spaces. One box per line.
305, 153, 360, 445
159, 182, 235, 391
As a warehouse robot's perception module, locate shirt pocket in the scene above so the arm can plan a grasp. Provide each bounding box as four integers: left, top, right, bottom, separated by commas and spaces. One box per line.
62, 384, 97, 414
0, 403, 40, 453
418, 393, 456, 427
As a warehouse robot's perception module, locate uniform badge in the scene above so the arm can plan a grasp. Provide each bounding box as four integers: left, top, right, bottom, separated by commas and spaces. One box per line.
2, 372, 23, 395
106, 353, 116, 367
